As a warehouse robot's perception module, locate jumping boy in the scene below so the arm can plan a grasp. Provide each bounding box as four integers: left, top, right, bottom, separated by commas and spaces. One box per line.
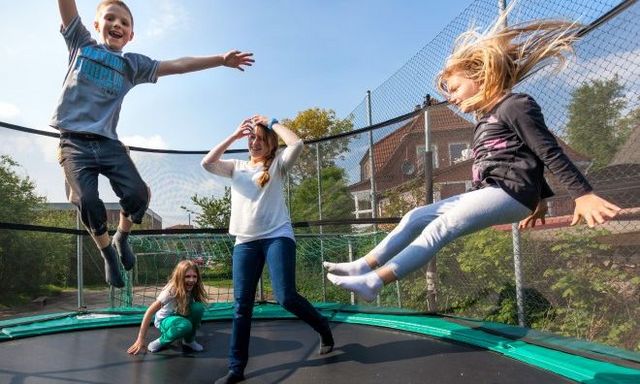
52, 0, 254, 288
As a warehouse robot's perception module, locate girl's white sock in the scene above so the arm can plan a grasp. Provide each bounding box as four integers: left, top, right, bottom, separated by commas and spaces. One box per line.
322, 258, 372, 276
182, 339, 204, 352
147, 338, 164, 353
326, 272, 383, 302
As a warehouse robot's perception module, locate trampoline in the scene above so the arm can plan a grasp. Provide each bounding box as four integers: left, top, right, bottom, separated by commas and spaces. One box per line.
2, 303, 639, 384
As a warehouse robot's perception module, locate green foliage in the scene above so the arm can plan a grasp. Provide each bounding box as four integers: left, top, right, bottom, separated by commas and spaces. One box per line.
485, 284, 552, 327
0, 155, 44, 222
566, 76, 631, 169
290, 166, 354, 233
182, 186, 231, 229
381, 179, 425, 217
0, 155, 76, 305
541, 228, 640, 350
283, 108, 353, 182
295, 234, 379, 304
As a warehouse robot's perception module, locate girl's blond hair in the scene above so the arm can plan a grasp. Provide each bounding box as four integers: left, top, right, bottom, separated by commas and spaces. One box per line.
437, 11, 582, 115
253, 124, 279, 188
167, 260, 207, 316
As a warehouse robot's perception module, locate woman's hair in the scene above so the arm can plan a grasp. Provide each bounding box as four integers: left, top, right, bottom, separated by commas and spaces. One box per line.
253, 123, 279, 188
436, 11, 582, 115
167, 260, 207, 316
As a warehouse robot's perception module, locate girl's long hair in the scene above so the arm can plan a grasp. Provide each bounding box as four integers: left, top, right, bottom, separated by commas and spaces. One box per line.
437, 10, 582, 115
167, 260, 207, 316
253, 124, 279, 188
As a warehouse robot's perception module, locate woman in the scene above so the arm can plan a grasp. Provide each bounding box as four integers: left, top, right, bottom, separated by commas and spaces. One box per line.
202, 115, 334, 384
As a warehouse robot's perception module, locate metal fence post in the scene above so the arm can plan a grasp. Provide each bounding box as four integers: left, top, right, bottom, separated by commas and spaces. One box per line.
316, 142, 327, 301
366, 91, 378, 229
76, 211, 85, 309
348, 238, 355, 305
258, 277, 264, 302
512, 223, 526, 326
423, 100, 437, 311
366, 91, 384, 306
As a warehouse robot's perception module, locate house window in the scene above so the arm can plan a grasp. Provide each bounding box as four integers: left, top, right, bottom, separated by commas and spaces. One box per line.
449, 142, 470, 164
362, 161, 371, 180
416, 145, 438, 169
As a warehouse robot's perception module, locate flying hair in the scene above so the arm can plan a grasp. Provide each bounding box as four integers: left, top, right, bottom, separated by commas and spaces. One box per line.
436, 5, 582, 115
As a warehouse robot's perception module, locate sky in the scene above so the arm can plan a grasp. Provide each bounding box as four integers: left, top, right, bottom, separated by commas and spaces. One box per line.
1, 0, 479, 226
0, 0, 474, 151
2, 1, 637, 227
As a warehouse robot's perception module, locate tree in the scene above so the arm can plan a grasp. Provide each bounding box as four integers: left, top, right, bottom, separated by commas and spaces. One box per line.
290, 166, 354, 225
0, 155, 44, 223
182, 186, 231, 229
283, 108, 353, 182
566, 76, 629, 169
617, 106, 640, 142
0, 155, 73, 304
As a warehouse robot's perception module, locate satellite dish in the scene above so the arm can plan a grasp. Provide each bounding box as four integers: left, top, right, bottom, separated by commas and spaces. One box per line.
401, 160, 415, 175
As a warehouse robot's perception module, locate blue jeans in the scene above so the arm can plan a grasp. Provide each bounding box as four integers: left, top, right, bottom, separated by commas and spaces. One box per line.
371, 186, 531, 278
58, 133, 149, 236
229, 237, 328, 375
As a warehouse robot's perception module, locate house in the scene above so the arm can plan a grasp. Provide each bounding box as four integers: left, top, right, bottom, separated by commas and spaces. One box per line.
46, 202, 163, 229
348, 104, 593, 218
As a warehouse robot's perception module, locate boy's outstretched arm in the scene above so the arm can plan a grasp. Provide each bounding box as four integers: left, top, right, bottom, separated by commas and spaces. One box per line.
157, 50, 254, 77
58, 0, 79, 28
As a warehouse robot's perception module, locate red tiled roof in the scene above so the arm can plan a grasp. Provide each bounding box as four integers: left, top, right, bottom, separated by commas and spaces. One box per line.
361, 105, 474, 173
361, 107, 591, 176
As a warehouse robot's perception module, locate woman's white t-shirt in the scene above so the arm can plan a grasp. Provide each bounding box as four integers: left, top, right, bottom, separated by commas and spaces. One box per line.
203, 140, 303, 244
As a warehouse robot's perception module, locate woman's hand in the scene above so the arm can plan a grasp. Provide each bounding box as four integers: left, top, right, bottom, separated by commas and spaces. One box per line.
519, 200, 548, 229
250, 115, 270, 127
127, 338, 146, 355
233, 118, 254, 140
571, 193, 621, 228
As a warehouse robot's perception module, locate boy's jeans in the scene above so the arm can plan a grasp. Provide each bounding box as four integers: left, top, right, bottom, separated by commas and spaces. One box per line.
58, 133, 149, 236
229, 236, 328, 375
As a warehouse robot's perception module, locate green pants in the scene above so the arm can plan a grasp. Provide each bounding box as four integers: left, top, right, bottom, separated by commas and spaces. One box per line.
158, 302, 204, 344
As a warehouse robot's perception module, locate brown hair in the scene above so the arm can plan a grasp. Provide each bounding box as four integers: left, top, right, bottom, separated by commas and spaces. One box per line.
166, 260, 207, 316
96, 0, 134, 26
436, 12, 581, 115
253, 124, 279, 188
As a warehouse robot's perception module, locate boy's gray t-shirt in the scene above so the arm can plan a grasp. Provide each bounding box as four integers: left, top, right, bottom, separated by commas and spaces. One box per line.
50, 16, 159, 140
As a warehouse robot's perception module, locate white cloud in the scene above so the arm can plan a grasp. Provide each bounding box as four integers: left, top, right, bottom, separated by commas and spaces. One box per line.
144, 0, 189, 39
120, 134, 169, 149
0, 102, 20, 120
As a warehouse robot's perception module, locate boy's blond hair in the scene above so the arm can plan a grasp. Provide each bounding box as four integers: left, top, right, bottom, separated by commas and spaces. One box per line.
437, 12, 582, 115
96, 0, 134, 26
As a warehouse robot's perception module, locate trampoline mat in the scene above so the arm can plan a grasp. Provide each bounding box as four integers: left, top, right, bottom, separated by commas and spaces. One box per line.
0, 319, 574, 383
